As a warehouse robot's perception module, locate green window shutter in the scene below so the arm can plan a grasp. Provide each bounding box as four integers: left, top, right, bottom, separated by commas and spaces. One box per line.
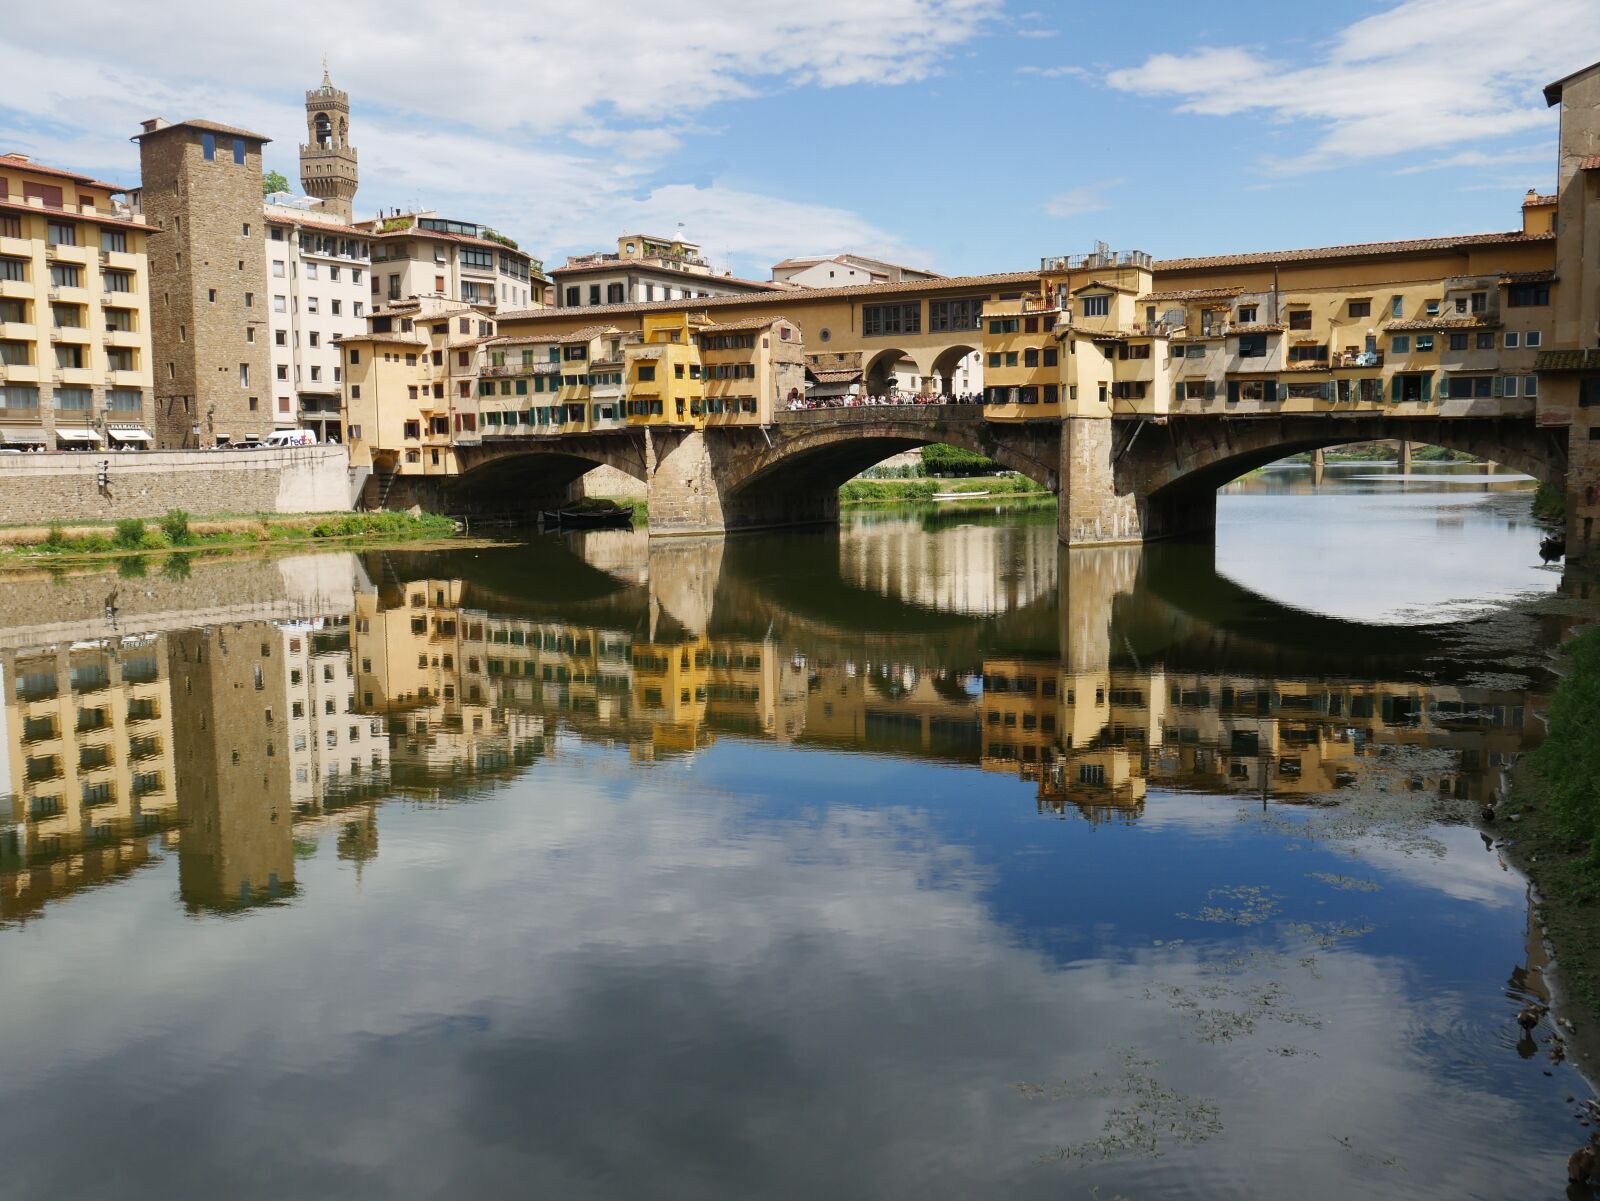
1173, 383, 1183, 406
1205, 379, 1217, 401
1227, 380, 1240, 404
1421, 373, 1432, 402
1438, 377, 1450, 400
1391, 376, 1401, 402
1278, 383, 1289, 402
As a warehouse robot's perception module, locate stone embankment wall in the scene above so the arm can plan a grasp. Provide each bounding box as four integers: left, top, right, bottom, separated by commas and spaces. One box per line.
0, 446, 351, 525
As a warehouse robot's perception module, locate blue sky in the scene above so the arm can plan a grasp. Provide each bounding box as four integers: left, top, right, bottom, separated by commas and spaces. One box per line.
1, 0, 1594, 279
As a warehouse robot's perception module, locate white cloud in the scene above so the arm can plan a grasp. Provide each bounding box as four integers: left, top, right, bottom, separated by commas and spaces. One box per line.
1017, 64, 1088, 79
1045, 178, 1125, 219
1107, 0, 1594, 172
0, 0, 991, 275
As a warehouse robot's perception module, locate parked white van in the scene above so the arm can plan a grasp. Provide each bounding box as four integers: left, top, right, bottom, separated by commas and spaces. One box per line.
262, 429, 319, 448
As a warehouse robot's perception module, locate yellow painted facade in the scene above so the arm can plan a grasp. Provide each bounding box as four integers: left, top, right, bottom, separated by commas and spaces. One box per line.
0, 154, 156, 448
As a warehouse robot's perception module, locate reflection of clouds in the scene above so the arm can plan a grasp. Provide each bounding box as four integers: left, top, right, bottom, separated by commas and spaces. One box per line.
1330, 824, 1525, 909
1215, 491, 1555, 624
0, 749, 1571, 1199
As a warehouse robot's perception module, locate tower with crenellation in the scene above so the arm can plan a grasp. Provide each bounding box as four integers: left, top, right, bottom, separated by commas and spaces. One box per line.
298, 63, 358, 223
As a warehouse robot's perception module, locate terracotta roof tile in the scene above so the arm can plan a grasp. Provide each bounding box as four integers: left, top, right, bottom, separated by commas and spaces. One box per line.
133, 118, 271, 143
1522, 192, 1557, 206
1500, 270, 1556, 283
1580, 155, 1600, 170
0, 196, 154, 233
700, 315, 793, 333
1535, 348, 1600, 371
0, 154, 126, 192
1154, 230, 1553, 272
1138, 286, 1243, 303
1385, 316, 1501, 331
264, 209, 370, 238
808, 368, 861, 383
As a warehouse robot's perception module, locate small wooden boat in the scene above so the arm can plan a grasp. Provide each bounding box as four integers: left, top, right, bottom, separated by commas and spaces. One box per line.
1540, 533, 1566, 563
932, 490, 989, 501
541, 501, 633, 529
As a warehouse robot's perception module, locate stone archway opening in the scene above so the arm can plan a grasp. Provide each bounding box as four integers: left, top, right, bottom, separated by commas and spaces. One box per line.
863, 348, 916, 397
931, 344, 981, 399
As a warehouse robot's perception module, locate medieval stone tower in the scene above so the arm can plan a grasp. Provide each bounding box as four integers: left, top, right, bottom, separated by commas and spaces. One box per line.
298, 65, 358, 223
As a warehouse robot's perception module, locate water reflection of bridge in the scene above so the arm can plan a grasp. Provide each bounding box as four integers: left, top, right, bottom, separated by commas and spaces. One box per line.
0, 515, 1580, 924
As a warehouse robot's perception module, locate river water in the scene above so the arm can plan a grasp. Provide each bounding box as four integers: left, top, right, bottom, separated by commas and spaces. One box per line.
1, 462, 1595, 1199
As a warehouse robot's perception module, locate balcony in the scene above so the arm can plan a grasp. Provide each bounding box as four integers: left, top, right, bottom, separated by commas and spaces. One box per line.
52, 324, 90, 344
0, 278, 33, 300
1332, 349, 1383, 369
0, 233, 30, 257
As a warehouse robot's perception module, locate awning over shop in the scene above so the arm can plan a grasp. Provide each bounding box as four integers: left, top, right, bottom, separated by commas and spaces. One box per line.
805, 381, 857, 398
107, 426, 153, 443
55, 427, 102, 443
0, 428, 48, 445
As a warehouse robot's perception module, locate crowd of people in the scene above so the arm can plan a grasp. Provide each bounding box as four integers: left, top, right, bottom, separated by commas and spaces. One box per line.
786, 390, 982, 411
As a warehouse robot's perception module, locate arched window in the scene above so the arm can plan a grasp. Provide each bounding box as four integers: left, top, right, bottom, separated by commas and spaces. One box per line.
314, 113, 332, 146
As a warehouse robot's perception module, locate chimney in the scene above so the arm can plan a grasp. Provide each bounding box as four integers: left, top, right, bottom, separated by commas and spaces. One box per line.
140, 118, 167, 134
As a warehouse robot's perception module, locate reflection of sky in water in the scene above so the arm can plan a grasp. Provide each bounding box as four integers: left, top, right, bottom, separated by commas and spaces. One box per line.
0, 738, 1581, 1200
1217, 464, 1556, 624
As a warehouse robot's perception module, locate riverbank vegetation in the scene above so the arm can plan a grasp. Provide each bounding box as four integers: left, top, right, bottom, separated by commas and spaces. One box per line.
0, 509, 457, 566
1284, 444, 1479, 464
1533, 482, 1568, 526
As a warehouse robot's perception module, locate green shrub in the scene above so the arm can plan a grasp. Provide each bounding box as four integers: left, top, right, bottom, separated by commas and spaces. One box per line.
1535, 625, 1600, 889
921, 444, 1002, 476
1533, 482, 1567, 526
43, 524, 68, 550
114, 518, 145, 548
160, 509, 193, 545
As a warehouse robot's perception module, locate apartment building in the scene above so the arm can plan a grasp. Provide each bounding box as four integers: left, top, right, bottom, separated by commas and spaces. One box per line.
550, 232, 781, 309
0, 154, 156, 449
264, 196, 371, 439
278, 618, 388, 812
481, 325, 630, 439
355, 209, 543, 313
340, 296, 498, 476
771, 252, 941, 289
974, 227, 1557, 425
134, 117, 273, 447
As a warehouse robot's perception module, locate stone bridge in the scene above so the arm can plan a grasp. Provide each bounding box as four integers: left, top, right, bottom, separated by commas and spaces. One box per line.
376, 406, 1580, 556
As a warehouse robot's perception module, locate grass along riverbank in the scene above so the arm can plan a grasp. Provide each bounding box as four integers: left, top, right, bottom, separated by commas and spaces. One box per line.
1496, 623, 1600, 1082
840, 474, 1047, 506
0, 509, 458, 568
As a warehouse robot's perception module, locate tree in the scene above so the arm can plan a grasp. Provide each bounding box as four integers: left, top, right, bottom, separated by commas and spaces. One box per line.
262, 169, 290, 197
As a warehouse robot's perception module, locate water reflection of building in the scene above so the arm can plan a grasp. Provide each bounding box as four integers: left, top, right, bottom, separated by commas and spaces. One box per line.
802, 660, 979, 759
837, 519, 1058, 615
167, 623, 297, 912
0, 637, 179, 922
979, 660, 1541, 821
280, 616, 389, 812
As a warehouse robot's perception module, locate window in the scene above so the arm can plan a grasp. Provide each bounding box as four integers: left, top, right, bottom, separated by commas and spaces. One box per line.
348, 348, 360, 364
1504, 331, 1519, 348
46, 222, 75, 246
637, 365, 656, 382
272, 260, 285, 277
1449, 333, 1468, 351
1237, 333, 1267, 358
928, 298, 982, 331
244, 292, 253, 308
276, 364, 289, 381
1416, 335, 1434, 352
202, 132, 216, 160
1348, 300, 1371, 319
1081, 294, 1110, 318
239, 363, 250, 387
55, 386, 91, 411
49, 264, 81, 288
1502, 376, 1519, 397
307, 296, 318, 314
1526, 330, 1543, 347
1390, 296, 1404, 317
1507, 284, 1550, 307
1237, 305, 1258, 323
1391, 335, 1411, 353
1524, 375, 1539, 397
1288, 309, 1311, 330
1476, 331, 1494, 349
862, 302, 921, 337
331, 299, 341, 316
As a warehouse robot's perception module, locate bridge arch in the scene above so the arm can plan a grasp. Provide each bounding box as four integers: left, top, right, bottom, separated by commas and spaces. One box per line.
863, 347, 916, 395
1117, 415, 1569, 541
379, 434, 648, 516
931, 343, 981, 397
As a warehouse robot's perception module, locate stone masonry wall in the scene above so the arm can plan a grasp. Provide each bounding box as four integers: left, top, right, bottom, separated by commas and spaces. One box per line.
0, 446, 350, 525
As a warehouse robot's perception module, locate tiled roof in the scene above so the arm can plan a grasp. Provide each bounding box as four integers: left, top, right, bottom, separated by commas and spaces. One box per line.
1501, 270, 1557, 283
358, 222, 528, 256
0, 196, 155, 233
1154, 231, 1554, 272
0, 154, 126, 192
263, 209, 370, 238
1523, 192, 1557, 206
1231, 322, 1286, 334
1385, 316, 1500, 331
1535, 348, 1600, 371
701, 315, 792, 333
1580, 155, 1600, 170
133, 118, 271, 143
1139, 286, 1243, 303
492, 324, 619, 346
495, 269, 1042, 323
808, 368, 862, 383
1280, 361, 1331, 373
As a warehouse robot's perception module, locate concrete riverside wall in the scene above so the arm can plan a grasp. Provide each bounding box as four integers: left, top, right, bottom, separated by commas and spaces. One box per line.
0, 446, 351, 525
